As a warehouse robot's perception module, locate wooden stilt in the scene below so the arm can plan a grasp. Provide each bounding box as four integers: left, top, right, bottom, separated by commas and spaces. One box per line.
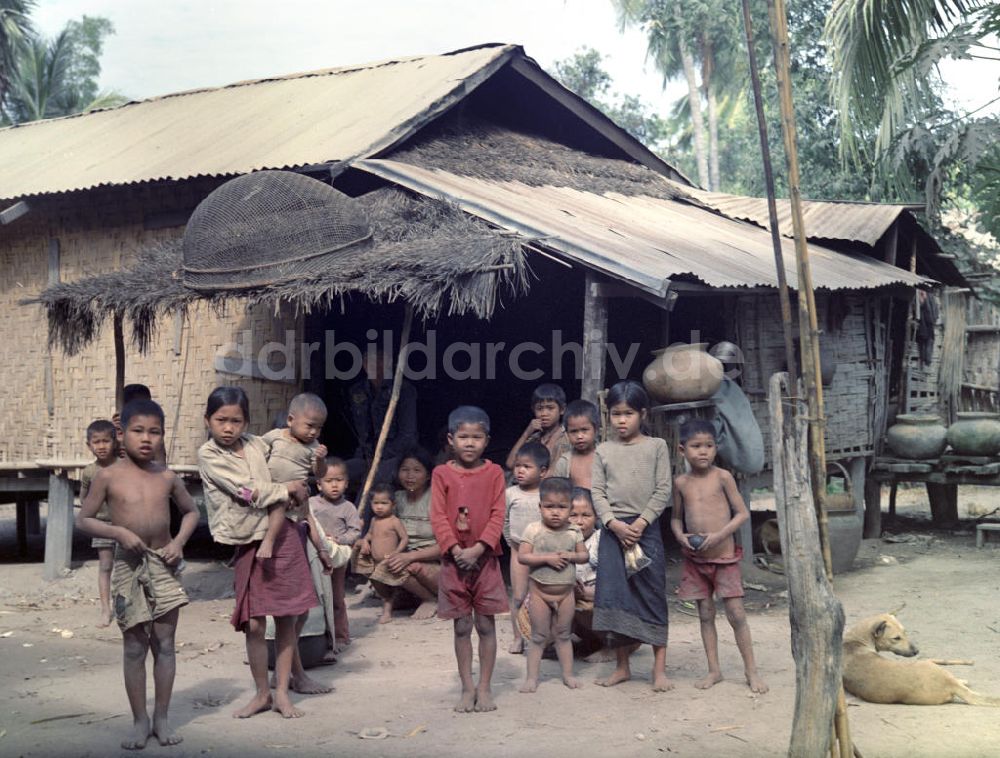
357, 306, 414, 520
581, 271, 608, 405
43, 473, 75, 580
114, 314, 126, 410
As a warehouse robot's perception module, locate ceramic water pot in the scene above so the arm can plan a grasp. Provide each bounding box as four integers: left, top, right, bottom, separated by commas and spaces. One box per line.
642, 343, 723, 403
946, 412, 1000, 456
885, 414, 947, 460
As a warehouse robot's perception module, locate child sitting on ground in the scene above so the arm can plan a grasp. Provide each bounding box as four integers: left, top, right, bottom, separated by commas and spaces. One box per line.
356, 483, 409, 624
80, 418, 118, 627
505, 383, 571, 471
430, 406, 508, 713
259, 393, 329, 560
671, 419, 768, 694
503, 441, 549, 654
550, 399, 599, 488
77, 399, 200, 750
309, 458, 361, 649
518, 477, 588, 693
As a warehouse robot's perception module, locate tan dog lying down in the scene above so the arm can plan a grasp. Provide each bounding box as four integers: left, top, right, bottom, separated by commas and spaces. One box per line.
843, 613, 1000, 706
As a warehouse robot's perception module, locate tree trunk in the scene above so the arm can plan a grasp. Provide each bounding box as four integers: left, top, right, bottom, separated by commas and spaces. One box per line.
674, 6, 708, 188
703, 41, 721, 191
769, 372, 845, 757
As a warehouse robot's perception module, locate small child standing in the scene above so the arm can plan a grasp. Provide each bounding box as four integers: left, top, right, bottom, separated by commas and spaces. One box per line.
356, 483, 408, 624
80, 419, 118, 627
671, 419, 768, 693
430, 406, 508, 713
517, 477, 588, 693
503, 441, 549, 654
77, 400, 200, 749
309, 458, 361, 648
505, 383, 571, 471
591, 380, 672, 691
568, 487, 610, 660
259, 393, 329, 560
550, 399, 599, 488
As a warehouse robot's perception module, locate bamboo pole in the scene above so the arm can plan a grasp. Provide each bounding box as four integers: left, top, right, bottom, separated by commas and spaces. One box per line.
356, 305, 414, 519
766, 2, 853, 756
113, 314, 126, 410
740, 0, 798, 397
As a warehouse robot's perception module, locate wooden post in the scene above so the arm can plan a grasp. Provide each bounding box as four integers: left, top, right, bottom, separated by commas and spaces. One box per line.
769, 372, 845, 757
357, 305, 414, 519
43, 473, 75, 580
16, 499, 28, 555
863, 476, 882, 539
114, 314, 126, 410
581, 271, 608, 405
737, 478, 754, 571
767, 1, 853, 755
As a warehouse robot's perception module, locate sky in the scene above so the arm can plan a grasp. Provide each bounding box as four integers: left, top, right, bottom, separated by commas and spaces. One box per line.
32, 0, 686, 109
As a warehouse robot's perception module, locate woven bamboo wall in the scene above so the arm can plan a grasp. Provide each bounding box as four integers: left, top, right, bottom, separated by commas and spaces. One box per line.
904, 287, 945, 415
0, 181, 301, 467
734, 291, 882, 467
963, 298, 1000, 411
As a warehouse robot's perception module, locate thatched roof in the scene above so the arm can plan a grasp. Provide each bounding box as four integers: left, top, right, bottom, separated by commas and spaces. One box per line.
31, 187, 529, 355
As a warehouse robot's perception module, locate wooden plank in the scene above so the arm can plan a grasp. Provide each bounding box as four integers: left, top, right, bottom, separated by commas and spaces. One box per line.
0, 200, 30, 225
43, 474, 75, 580
966, 325, 1000, 333
0, 477, 49, 494
581, 271, 608, 405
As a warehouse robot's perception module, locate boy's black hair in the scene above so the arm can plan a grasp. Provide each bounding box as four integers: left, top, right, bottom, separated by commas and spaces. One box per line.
563, 399, 600, 429
539, 476, 573, 501
570, 486, 594, 508
120, 398, 165, 428
323, 456, 348, 477
447, 405, 490, 435
532, 383, 566, 409
514, 440, 550, 470
369, 481, 396, 505
679, 418, 717, 444
122, 383, 152, 405
86, 419, 116, 440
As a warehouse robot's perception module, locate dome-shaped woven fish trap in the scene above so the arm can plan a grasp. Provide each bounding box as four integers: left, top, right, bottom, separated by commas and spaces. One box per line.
182, 170, 372, 290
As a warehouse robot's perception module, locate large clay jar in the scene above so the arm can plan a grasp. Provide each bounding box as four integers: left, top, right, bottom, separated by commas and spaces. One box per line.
946, 412, 1000, 456
885, 414, 947, 459
642, 342, 723, 404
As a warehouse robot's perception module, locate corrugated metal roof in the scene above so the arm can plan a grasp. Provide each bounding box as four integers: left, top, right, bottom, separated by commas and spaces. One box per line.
358, 159, 930, 295
676, 185, 911, 246
0, 45, 517, 202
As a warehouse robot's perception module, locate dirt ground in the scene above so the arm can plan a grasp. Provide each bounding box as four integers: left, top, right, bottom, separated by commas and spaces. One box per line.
1, 488, 999, 758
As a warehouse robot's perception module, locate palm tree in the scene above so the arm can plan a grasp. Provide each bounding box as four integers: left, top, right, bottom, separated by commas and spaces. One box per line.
0, 0, 35, 119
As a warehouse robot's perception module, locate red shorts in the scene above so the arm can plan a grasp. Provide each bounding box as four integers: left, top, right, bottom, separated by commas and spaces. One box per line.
438, 553, 509, 620
678, 548, 744, 601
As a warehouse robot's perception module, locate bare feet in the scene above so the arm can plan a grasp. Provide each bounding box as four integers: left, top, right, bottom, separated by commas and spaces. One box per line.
233, 692, 272, 718
378, 606, 393, 624
519, 678, 538, 693
583, 647, 616, 663
508, 638, 524, 655
694, 671, 722, 689
454, 689, 476, 712
289, 673, 333, 694
473, 687, 496, 712
273, 691, 304, 718
652, 672, 675, 692
321, 649, 338, 664
595, 668, 631, 687
152, 715, 182, 746
562, 675, 583, 689
336, 638, 351, 649
121, 715, 150, 750
746, 670, 769, 694
256, 540, 274, 560
97, 607, 113, 628
411, 600, 437, 620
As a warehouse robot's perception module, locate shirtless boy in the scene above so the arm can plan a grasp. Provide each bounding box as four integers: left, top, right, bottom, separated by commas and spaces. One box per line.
77, 399, 200, 749
356, 482, 408, 623
550, 399, 599, 488
80, 418, 118, 626
670, 419, 767, 694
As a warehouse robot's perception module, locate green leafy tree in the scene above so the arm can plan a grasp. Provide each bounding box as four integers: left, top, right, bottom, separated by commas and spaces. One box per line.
2, 14, 126, 124
0, 0, 35, 118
